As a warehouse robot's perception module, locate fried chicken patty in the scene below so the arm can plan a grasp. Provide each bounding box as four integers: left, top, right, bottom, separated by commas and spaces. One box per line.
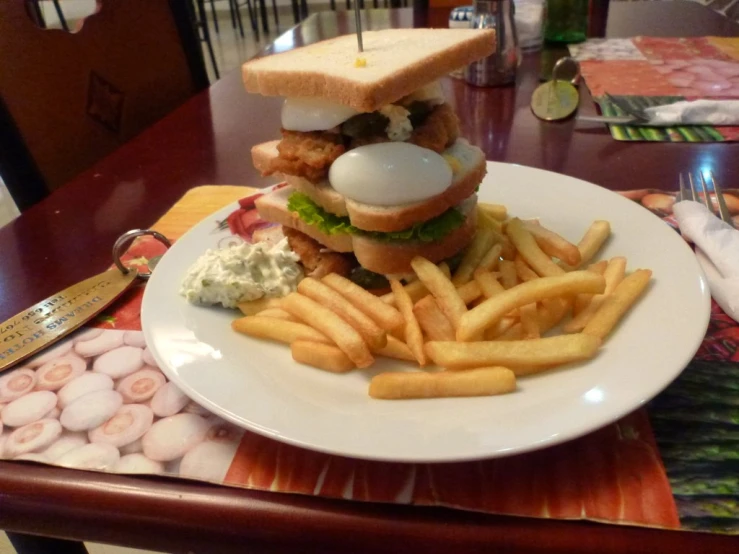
266, 130, 346, 183
268, 103, 460, 183
283, 227, 354, 279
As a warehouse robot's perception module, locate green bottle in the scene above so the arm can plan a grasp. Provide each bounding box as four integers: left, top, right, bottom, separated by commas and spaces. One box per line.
544, 0, 588, 44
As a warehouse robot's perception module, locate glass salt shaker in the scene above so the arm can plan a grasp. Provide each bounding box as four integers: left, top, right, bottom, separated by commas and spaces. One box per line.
465, 0, 521, 87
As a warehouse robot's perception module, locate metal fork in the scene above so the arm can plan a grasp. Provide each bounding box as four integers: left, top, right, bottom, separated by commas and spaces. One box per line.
679, 172, 735, 229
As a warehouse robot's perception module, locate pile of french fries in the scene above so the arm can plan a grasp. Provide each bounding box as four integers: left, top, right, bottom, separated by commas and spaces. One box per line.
232, 203, 652, 400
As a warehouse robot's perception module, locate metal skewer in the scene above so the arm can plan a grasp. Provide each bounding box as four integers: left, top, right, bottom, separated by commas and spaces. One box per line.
354, 1, 363, 52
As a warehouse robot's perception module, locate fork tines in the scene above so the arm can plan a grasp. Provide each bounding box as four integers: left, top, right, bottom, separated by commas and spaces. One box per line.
679, 172, 736, 228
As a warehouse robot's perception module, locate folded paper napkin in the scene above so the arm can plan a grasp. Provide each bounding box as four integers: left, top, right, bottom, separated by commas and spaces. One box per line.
673, 200, 739, 322
644, 100, 739, 126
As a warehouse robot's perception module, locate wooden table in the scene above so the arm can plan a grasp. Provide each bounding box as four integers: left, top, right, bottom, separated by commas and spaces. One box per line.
1, 2, 738, 552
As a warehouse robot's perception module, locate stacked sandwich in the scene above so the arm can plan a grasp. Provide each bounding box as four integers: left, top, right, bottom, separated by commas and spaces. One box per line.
243, 29, 494, 280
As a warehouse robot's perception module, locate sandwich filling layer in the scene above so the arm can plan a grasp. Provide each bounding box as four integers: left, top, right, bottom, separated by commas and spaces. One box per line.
265, 101, 459, 184
287, 192, 467, 243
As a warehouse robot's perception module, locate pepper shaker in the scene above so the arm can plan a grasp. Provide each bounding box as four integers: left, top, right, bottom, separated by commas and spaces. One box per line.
465, 0, 521, 87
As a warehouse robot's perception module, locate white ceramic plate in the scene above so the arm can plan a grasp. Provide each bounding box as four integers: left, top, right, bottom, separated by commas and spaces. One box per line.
142, 162, 710, 463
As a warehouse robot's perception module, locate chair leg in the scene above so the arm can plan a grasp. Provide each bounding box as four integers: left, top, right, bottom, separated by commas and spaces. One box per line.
292, 0, 300, 23
51, 0, 69, 32
229, 0, 237, 28
330, 0, 336, 9
271, 0, 279, 30
232, 0, 245, 37
209, 0, 219, 33
244, 0, 260, 36
259, 0, 269, 33
28, 0, 46, 28
196, 0, 220, 79
346, 0, 351, 9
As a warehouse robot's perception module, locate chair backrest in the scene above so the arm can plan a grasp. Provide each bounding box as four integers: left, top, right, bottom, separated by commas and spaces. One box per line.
0, 0, 209, 210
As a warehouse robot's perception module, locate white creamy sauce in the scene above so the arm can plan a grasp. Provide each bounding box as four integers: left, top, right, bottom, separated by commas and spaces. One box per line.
328, 142, 453, 206
281, 97, 359, 132
180, 238, 303, 308
378, 105, 413, 141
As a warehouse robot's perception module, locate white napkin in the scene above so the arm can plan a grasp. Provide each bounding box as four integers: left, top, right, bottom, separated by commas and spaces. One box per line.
644, 100, 739, 126
673, 200, 739, 322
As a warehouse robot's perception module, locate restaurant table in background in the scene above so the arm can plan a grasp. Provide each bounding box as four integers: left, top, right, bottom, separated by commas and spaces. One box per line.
1, 2, 739, 553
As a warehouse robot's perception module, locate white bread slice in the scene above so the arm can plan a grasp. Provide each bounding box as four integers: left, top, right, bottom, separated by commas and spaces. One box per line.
254, 186, 478, 275
251, 139, 486, 232
254, 186, 354, 253
242, 29, 495, 112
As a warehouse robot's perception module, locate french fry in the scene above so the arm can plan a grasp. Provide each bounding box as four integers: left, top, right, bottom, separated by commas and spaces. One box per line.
375, 335, 416, 362
322, 273, 404, 331
390, 279, 426, 365
573, 261, 609, 314
457, 280, 482, 305
484, 317, 518, 340
478, 243, 503, 272
298, 277, 387, 350
561, 220, 611, 270
291, 341, 354, 373
514, 256, 540, 283
522, 220, 581, 267
564, 257, 627, 333
281, 293, 374, 368
426, 334, 602, 370
474, 269, 506, 299
411, 257, 467, 330
452, 229, 495, 286
232, 316, 331, 345
369, 367, 516, 399
413, 295, 455, 341
496, 298, 572, 341
237, 297, 283, 316
519, 303, 540, 339
255, 308, 298, 322
457, 271, 605, 341
476, 209, 503, 233
582, 269, 652, 340
491, 229, 517, 260
479, 202, 508, 221
380, 263, 451, 306
506, 218, 565, 277
498, 260, 518, 289
589, 260, 608, 273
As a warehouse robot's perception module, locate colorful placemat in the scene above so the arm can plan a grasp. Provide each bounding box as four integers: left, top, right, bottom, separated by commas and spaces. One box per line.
569, 37, 739, 142
616, 185, 739, 533
1, 185, 738, 534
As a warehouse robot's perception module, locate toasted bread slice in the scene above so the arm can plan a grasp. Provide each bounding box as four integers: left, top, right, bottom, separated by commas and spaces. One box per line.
254, 186, 478, 275
242, 29, 495, 112
254, 186, 354, 253
251, 139, 486, 232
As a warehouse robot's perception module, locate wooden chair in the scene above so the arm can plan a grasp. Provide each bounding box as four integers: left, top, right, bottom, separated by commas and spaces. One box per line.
0, 0, 209, 211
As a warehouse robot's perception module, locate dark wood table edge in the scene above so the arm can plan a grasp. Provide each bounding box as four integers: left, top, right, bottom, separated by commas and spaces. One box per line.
1, 462, 737, 553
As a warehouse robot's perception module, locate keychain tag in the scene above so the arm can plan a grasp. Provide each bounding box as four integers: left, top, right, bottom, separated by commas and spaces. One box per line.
0, 229, 170, 372
531, 56, 581, 121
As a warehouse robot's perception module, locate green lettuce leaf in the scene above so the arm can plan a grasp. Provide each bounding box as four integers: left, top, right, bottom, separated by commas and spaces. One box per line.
286, 192, 465, 243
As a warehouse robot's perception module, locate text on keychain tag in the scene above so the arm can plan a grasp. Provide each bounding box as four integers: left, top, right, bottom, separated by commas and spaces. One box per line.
0, 229, 170, 373
531, 57, 581, 121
